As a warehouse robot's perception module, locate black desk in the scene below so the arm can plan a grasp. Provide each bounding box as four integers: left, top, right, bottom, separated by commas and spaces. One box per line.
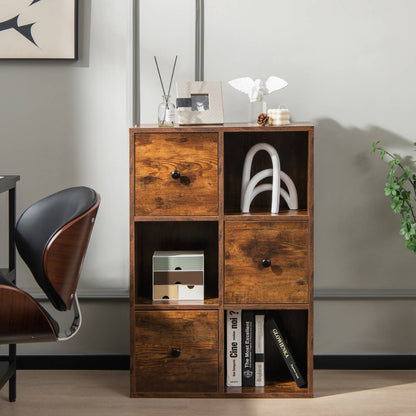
0, 175, 20, 402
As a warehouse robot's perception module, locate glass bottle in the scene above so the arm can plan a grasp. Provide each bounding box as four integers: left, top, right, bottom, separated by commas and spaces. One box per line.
248, 99, 267, 124
158, 96, 176, 127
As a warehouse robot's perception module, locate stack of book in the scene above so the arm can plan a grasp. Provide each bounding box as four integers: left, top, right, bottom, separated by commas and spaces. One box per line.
226, 310, 306, 388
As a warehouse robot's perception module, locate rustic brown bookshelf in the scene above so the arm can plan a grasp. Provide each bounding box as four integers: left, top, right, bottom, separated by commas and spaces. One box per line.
129, 123, 314, 398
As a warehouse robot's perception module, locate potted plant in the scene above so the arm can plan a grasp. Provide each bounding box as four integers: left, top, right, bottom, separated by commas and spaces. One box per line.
372, 141, 416, 253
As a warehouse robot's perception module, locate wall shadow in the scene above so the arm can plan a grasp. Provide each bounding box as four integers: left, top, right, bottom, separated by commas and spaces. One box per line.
314, 118, 416, 291
74, 0, 92, 67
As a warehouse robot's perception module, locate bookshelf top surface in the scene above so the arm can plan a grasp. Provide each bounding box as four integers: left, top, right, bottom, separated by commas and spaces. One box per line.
130, 122, 314, 133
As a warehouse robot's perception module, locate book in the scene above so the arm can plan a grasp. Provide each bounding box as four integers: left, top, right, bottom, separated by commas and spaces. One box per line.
254, 314, 265, 387
226, 310, 242, 387
265, 315, 306, 388
242, 311, 255, 386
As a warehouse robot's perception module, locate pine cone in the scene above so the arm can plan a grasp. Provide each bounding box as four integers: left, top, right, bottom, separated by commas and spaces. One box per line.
257, 113, 269, 126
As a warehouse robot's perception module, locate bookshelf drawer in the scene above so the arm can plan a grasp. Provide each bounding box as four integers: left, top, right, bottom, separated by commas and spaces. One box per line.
133, 310, 218, 393
224, 221, 309, 304
134, 132, 218, 216
153, 250, 204, 272
153, 271, 204, 285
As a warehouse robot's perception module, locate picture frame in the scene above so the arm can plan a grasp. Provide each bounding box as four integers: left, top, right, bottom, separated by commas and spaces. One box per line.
176, 81, 224, 125
0, 0, 78, 60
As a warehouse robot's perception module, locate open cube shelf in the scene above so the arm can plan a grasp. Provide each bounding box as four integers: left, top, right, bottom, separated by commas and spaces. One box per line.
130, 124, 314, 397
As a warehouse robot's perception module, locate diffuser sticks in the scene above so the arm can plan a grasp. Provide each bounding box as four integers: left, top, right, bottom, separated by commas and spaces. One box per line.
154, 55, 178, 127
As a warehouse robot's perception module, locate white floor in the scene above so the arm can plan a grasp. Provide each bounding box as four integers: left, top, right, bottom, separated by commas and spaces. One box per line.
1, 370, 415, 416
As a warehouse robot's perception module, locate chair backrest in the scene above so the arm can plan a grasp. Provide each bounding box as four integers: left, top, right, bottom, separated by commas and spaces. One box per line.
15, 187, 100, 311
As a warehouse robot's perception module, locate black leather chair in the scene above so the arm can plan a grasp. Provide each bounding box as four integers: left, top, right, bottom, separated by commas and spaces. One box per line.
0, 187, 100, 398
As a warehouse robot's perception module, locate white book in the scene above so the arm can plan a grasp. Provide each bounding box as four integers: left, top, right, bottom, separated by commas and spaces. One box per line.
255, 314, 265, 387
226, 310, 242, 387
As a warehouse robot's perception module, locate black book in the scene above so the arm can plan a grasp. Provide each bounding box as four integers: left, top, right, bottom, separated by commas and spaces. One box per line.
241, 311, 255, 387
265, 316, 306, 388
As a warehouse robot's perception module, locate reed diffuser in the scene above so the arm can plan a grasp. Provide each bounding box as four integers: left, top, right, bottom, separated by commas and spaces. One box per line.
154, 56, 178, 127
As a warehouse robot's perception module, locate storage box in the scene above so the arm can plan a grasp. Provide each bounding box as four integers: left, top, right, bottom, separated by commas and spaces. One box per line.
152, 251, 204, 300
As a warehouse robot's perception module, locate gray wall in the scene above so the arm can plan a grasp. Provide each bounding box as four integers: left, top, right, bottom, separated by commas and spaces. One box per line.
0, 0, 131, 356
139, 0, 416, 355
1, 0, 416, 357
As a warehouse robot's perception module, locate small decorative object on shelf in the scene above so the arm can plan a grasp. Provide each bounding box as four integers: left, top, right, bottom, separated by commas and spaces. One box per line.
267, 106, 290, 126
228, 76, 288, 123
152, 250, 204, 301
249, 101, 267, 124
154, 55, 178, 127
157, 96, 176, 127
240, 142, 298, 214
257, 113, 270, 126
176, 81, 224, 125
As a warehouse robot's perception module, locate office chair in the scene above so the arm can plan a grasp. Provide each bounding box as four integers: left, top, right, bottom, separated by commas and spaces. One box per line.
0, 187, 100, 398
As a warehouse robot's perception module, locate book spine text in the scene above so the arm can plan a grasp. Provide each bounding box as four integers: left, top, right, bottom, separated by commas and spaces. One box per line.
266, 316, 306, 388
226, 310, 242, 387
242, 311, 255, 386
255, 314, 265, 387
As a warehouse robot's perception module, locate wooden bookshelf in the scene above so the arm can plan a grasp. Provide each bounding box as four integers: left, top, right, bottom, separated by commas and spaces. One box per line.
129, 124, 314, 398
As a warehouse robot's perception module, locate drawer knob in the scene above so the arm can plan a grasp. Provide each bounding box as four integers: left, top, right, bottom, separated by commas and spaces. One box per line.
171, 170, 181, 179
262, 259, 271, 268
171, 348, 181, 358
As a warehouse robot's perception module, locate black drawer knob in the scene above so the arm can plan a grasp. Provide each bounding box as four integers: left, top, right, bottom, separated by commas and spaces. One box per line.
171, 170, 181, 179
171, 348, 181, 357
262, 259, 271, 268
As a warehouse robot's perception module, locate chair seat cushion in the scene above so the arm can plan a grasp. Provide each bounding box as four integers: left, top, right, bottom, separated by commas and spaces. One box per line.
0, 274, 60, 340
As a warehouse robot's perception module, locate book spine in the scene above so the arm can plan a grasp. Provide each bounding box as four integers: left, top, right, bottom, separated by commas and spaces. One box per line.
242, 311, 255, 387
265, 316, 306, 388
255, 314, 265, 387
226, 310, 242, 387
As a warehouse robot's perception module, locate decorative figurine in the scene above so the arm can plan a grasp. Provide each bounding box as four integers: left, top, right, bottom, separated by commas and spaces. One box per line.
228, 76, 288, 102
229, 76, 288, 123
241, 143, 298, 214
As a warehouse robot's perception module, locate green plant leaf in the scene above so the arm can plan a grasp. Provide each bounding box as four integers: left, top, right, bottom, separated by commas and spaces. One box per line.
372, 141, 416, 254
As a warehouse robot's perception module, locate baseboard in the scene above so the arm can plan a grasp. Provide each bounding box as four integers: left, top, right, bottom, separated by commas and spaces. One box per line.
314, 355, 416, 370
1, 355, 415, 370
14, 355, 130, 370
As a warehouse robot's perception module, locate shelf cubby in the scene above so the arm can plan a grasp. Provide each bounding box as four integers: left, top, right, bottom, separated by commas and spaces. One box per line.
224, 130, 311, 215
223, 309, 311, 397
133, 221, 219, 305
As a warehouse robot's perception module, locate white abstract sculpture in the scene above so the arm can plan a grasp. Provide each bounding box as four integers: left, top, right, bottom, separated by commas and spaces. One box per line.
241, 143, 298, 214
228, 76, 288, 102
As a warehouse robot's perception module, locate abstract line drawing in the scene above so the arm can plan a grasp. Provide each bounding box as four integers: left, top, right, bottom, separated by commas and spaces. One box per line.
241, 143, 298, 214
0, 1, 43, 46
0, 15, 37, 46
0, 0, 77, 59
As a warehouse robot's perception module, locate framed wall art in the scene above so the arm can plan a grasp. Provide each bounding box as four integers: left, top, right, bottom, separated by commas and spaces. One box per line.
0, 0, 78, 60
176, 81, 224, 125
